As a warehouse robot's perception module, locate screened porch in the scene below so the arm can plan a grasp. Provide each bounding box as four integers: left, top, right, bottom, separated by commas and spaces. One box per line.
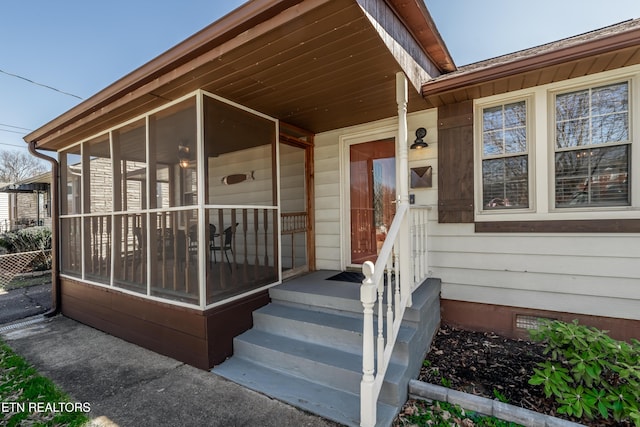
58, 90, 307, 309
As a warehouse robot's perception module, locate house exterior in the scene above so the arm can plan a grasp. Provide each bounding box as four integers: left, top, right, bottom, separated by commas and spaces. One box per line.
421, 19, 640, 342
0, 172, 52, 231
23, 0, 639, 425
0, 183, 10, 232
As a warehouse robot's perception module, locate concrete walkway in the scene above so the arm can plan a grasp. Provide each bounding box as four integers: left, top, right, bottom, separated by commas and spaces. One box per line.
1, 315, 341, 427
0, 283, 51, 324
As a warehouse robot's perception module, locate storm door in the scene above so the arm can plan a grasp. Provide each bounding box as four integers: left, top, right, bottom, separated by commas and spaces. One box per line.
349, 139, 396, 265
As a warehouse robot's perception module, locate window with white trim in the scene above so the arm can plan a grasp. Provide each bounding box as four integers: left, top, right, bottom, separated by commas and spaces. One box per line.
554, 81, 630, 208
481, 100, 529, 210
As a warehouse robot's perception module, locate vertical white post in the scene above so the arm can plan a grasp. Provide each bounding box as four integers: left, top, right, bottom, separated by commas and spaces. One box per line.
396, 72, 412, 307
385, 254, 394, 348
396, 72, 409, 209
360, 260, 377, 427
376, 267, 384, 375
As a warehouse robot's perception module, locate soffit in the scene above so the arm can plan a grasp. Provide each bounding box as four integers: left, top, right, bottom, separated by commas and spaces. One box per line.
422, 21, 640, 108
28, 0, 432, 151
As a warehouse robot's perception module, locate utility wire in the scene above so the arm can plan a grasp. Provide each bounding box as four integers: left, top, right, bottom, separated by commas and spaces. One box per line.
0, 128, 27, 135
0, 141, 28, 149
0, 123, 32, 132
0, 68, 83, 100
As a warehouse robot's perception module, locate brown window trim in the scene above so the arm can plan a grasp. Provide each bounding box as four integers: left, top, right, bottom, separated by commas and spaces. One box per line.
475, 218, 640, 233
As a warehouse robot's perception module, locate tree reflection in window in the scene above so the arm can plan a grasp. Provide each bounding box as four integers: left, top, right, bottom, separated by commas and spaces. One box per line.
555, 82, 629, 207
481, 100, 529, 209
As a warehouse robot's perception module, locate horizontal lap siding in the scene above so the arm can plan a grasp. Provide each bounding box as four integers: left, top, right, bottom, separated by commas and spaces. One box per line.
430, 223, 640, 321
312, 102, 639, 324
314, 130, 343, 270
209, 145, 273, 205
431, 99, 639, 324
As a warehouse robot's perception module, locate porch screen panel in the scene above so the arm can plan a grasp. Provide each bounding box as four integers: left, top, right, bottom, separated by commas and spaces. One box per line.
84, 215, 111, 283
60, 145, 82, 278
204, 95, 276, 206
83, 135, 112, 284
59, 146, 82, 216
113, 119, 147, 212
113, 213, 147, 294
150, 210, 199, 304
85, 134, 112, 213
149, 97, 198, 208
205, 207, 278, 305
60, 217, 81, 278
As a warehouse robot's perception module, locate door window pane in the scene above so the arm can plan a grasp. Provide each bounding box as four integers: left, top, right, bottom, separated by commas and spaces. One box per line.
349, 139, 395, 265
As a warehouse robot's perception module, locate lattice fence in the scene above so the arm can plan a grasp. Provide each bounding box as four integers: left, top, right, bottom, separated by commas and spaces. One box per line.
0, 250, 50, 288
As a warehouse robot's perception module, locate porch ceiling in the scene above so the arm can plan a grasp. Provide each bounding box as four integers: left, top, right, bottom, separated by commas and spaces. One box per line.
27, 0, 434, 151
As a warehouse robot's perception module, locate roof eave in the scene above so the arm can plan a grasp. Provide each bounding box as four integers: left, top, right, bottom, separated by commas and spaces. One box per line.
24, 0, 305, 147
421, 25, 640, 98
385, 0, 456, 73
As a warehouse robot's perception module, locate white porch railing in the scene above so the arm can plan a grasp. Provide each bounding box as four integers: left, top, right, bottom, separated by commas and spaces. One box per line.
360, 203, 430, 427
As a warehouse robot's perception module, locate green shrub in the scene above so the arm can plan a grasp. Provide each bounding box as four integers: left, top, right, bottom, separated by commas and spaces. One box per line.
528, 319, 640, 425
0, 226, 52, 271
0, 226, 51, 253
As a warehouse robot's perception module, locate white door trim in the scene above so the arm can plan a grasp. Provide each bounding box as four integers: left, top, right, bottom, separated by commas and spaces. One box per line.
339, 125, 397, 270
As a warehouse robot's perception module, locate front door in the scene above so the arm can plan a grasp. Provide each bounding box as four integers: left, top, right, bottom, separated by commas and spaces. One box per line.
349, 139, 396, 265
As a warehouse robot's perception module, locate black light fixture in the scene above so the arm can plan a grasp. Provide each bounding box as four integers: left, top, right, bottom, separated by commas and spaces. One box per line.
410, 127, 428, 149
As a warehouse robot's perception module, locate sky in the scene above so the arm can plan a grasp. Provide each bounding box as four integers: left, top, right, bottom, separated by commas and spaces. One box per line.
1, 0, 640, 156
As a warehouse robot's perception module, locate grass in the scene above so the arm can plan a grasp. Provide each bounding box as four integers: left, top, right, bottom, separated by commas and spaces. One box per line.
397, 399, 523, 427
2, 273, 51, 291
0, 338, 89, 426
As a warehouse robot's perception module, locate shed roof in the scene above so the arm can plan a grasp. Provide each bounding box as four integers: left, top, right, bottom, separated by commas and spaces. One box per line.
25, 0, 454, 150
0, 183, 50, 194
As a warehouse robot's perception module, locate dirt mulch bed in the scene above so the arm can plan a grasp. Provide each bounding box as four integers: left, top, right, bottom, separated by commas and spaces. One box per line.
399, 324, 631, 427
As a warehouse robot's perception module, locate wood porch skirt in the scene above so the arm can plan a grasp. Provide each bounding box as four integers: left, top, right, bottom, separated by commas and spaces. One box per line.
60, 278, 270, 369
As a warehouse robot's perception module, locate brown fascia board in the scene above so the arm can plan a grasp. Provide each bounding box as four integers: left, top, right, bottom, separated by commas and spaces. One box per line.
24, 0, 305, 147
422, 24, 640, 97
385, 0, 456, 73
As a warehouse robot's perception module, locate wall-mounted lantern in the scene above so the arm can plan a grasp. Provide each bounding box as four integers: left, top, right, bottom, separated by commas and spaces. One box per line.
410, 127, 428, 149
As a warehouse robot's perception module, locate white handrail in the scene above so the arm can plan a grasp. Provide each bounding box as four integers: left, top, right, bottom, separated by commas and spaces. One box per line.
360, 204, 430, 426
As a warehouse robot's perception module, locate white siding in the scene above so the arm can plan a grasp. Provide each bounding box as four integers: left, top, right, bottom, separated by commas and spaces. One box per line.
313, 109, 438, 270
430, 67, 640, 322
430, 223, 640, 321
0, 185, 9, 231
208, 145, 273, 206
207, 145, 277, 263
312, 95, 640, 321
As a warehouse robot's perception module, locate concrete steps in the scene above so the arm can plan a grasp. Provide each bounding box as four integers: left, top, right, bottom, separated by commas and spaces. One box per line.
213, 271, 441, 427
